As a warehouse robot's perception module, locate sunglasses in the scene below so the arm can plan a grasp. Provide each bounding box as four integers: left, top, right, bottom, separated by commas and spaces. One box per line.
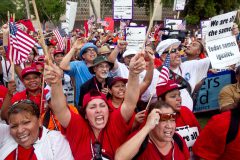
9, 99, 40, 117
92, 141, 102, 160
162, 48, 180, 54
159, 113, 177, 121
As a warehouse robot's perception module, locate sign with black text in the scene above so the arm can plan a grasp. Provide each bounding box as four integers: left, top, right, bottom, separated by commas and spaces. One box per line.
113, 0, 133, 20
125, 27, 146, 50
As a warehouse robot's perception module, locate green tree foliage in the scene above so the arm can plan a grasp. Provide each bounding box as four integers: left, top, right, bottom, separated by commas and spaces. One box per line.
30, 0, 66, 26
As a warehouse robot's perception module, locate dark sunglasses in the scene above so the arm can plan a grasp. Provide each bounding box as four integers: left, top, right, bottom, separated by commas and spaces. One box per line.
163, 48, 180, 54
159, 113, 177, 121
93, 141, 102, 160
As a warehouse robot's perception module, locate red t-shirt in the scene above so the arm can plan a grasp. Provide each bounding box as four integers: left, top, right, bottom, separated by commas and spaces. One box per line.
137, 134, 190, 160
0, 85, 8, 109
62, 109, 131, 160
5, 145, 37, 160
176, 106, 201, 131
11, 89, 49, 113
193, 111, 240, 160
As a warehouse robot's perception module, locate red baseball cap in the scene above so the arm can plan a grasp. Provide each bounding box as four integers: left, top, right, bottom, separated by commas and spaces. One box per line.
82, 90, 108, 109
53, 50, 64, 56
156, 80, 183, 97
21, 66, 41, 79
107, 77, 128, 88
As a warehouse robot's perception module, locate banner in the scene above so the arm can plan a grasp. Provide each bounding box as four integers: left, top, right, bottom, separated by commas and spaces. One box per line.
113, 0, 133, 20
125, 27, 146, 50
193, 70, 235, 113
104, 17, 114, 32
64, 1, 78, 33
205, 11, 237, 42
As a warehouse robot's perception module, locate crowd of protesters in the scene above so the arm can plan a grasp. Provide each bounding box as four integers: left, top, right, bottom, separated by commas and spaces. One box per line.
0, 18, 240, 160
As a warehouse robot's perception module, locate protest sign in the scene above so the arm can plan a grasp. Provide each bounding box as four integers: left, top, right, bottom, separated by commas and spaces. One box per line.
104, 17, 114, 32
200, 20, 211, 39
193, 70, 235, 113
206, 36, 240, 69
65, 1, 78, 33
113, 0, 133, 20
176, 126, 199, 156
164, 19, 183, 30
205, 11, 237, 42
125, 27, 146, 50
173, 0, 186, 11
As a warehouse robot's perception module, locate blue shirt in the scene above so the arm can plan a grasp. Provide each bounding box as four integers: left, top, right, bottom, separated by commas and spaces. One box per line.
65, 61, 93, 106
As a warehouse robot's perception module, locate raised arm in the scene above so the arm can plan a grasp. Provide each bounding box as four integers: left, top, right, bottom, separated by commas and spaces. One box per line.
59, 38, 85, 71
115, 108, 161, 160
44, 62, 71, 127
139, 48, 154, 96
121, 53, 146, 122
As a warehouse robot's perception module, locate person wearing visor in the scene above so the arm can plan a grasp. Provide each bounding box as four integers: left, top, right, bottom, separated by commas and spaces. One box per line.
156, 79, 201, 158
0, 99, 73, 159
44, 53, 146, 159
115, 100, 190, 160
156, 39, 210, 111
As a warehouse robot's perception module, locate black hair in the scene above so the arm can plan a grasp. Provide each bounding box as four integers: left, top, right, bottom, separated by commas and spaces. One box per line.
148, 100, 173, 115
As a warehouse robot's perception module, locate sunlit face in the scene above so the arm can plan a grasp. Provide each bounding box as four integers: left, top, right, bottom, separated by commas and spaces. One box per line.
169, 49, 181, 67
185, 41, 201, 56
109, 81, 126, 99
54, 53, 64, 66
93, 62, 110, 79
164, 89, 182, 111
9, 111, 41, 149
23, 73, 41, 91
82, 48, 97, 63
151, 107, 176, 142
85, 99, 109, 133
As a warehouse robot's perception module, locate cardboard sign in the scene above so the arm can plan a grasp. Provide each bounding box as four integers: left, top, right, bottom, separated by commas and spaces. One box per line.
125, 27, 146, 50
65, 1, 78, 33
194, 70, 235, 113
173, 0, 186, 11
205, 11, 237, 42
206, 36, 240, 69
165, 19, 183, 30
176, 126, 199, 155
200, 20, 211, 40
113, 0, 133, 20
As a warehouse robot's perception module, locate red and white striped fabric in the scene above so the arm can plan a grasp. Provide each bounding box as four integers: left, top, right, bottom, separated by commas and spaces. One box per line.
157, 66, 170, 86
53, 29, 65, 50
8, 20, 36, 64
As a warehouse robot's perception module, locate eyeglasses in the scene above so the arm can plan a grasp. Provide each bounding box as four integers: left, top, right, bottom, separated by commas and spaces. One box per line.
9, 99, 40, 117
159, 113, 177, 121
86, 48, 96, 53
97, 64, 110, 69
92, 141, 102, 160
163, 48, 180, 54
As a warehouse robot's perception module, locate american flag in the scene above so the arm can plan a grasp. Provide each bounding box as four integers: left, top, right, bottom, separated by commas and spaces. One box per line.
8, 20, 36, 64
53, 29, 65, 50
157, 53, 170, 86
177, 20, 186, 31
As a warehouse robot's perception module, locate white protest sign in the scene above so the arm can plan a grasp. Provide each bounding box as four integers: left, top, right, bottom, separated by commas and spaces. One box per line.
173, 0, 186, 11
165, 19, 182, 30
176, 126, 199, 157
113, 0, 133, 20
125, 27, 146, 50
206, 36, 240, 69
65, 1, 78, 33
205, 11, 237, 42
200, 20, 211, 40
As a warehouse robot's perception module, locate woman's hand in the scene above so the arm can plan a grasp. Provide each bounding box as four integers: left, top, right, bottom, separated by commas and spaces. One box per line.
44, 62, 63, 86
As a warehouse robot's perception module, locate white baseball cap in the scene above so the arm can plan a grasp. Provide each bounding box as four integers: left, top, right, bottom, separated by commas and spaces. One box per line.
156, 39, 181, 56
